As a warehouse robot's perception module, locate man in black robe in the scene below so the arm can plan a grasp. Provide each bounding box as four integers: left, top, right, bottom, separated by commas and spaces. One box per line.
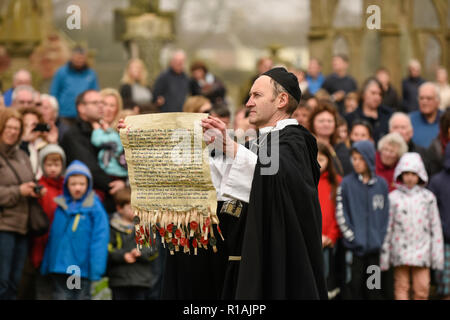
202, 67, 327, 299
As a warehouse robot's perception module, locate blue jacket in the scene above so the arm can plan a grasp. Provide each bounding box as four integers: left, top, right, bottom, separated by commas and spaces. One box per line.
3, 88, 13, 106
428, 143, 450, 244
306, 73, 325, 95
336, 140, 390, 256
40, 160, 109, 281
50, 63, 99, 118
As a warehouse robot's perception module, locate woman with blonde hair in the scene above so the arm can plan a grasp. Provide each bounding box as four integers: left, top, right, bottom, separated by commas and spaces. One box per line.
119, 58, 153, 113
91, 88, 128, 179
100, 88, 123, 129
182, 96, 211, 114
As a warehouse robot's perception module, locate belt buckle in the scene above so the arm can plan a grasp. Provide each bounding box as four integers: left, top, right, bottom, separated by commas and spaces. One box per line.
220, 200, 243, 218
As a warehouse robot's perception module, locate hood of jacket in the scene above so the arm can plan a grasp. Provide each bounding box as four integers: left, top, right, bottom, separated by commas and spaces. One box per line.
110, 212, 134, 234
352, 140, 376, 175
62, 160, 93, 205
394, 152, 428, 185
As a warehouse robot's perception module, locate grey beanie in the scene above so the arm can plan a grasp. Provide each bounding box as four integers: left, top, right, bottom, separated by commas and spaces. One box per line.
39, 144, 67, 171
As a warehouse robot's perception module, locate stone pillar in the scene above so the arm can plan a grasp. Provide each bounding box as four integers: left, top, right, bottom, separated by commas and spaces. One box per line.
379, 0, 403, 93
309, 27, 333, 74
308, 0, 333, 74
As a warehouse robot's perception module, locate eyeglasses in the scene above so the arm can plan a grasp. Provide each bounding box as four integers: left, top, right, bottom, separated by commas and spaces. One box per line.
18, 100, 34, 105
4, 125, 21, 132
83, 100, 102, 105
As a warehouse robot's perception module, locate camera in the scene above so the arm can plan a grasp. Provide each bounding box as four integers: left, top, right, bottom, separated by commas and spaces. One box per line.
34, 184, 44, 195
32, 123, 51, 133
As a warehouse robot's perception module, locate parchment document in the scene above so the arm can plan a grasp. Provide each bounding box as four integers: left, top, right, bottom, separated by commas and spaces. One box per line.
120, 113, 222, 255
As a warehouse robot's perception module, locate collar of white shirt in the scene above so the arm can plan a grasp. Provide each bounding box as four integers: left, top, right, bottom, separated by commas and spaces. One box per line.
258, 118, 299, 135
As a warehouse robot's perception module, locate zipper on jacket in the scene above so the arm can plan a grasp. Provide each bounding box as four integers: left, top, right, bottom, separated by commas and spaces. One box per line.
72, 214, 81, 232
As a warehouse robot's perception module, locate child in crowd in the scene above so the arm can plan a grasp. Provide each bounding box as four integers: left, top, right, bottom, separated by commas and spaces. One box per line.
40, 160, 109, 300
29, 144, 66, 299
428, 144, 450, 300
90, 110, 133, 180
317, 143, 342, 299
107, 188, 158, 300
336, 115, 349, 146
349, 119, 373, 143
344, 92, 359, 115
336, 140, 390, 299
335, 120, 374, 177
381, 152, 444, 300
292, 101, 312, 130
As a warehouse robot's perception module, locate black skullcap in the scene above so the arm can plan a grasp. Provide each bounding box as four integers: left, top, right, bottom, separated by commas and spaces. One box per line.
262, 67, 302, 103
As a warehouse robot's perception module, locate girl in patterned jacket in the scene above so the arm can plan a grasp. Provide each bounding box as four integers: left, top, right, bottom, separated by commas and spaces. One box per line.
380, 152, 444, 300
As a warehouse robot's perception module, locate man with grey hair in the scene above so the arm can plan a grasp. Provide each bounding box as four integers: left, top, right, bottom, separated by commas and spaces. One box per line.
11, 85, 38, 109
402, 59, 425, 112
389, 112, 427, 156
152, 50, 190, 113
4, 69, 33, 107
410, 82, 443, 148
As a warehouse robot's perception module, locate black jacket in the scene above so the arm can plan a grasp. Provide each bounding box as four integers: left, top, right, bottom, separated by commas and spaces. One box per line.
322, 73, 358, 114
107, 213, 158, 288
344, 105, 393, 144
189, 74, 226, 104
426, 137, 445, 178
152, 68, 190, 113
382, 85, 401, 112
402, 76, 425, 112
60, 118, 112, 193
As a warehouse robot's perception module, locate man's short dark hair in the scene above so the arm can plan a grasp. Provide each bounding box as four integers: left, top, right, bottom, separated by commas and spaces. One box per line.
351, 119, 374, 138
75, 90, 97, 108
211, 101, 230, 118
270, 79, 299, 116
190, 61, 208, 74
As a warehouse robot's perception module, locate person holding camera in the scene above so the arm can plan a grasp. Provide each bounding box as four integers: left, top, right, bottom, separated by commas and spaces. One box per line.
18, 107, 51, 180
0, 108, 46, 300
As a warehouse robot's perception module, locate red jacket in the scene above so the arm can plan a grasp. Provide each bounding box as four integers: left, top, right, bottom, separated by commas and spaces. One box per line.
318, 172, 341, 244
375, 152, 397, 192
30, 175, 64, 269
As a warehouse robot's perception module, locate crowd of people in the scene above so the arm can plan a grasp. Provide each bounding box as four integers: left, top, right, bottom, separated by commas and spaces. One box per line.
0, 44, 450, 300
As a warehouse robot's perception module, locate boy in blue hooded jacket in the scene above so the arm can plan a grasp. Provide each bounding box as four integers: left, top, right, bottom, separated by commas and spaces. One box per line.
336, 140, 389, 300
40, 160, 109, 300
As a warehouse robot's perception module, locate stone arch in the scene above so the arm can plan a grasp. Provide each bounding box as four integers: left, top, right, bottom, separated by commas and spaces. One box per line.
333, 34, 350, 57
332, 0, 363, 28
413, 0, 440, 29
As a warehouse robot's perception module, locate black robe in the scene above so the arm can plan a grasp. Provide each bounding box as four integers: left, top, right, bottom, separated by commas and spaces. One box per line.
225, 124, 328, 299
161, 125, 327, 300
161, 202, 229, 299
